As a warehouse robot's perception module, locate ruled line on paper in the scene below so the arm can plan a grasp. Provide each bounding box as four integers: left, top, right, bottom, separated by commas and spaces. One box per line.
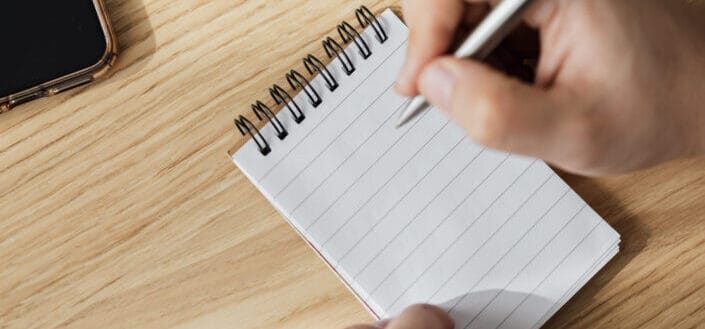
385, 159, 537, 312
231, 9, 619, 328
257, 40, 408, 183
299, 111, 441, 232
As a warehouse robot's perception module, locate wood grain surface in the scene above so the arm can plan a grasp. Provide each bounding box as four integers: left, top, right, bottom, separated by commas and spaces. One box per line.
1, 1, 704, 328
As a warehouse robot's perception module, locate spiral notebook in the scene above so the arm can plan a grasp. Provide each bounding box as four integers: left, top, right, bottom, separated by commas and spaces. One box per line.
229, 7, 620, 329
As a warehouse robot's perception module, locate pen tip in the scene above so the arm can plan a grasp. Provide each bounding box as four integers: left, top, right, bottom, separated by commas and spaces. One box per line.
395, 101, 413, 128
395, 117, 409, 128
395, 96, 427, 128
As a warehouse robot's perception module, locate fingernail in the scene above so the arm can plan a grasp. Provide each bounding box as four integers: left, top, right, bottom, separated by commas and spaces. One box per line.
418, 61, 454, 111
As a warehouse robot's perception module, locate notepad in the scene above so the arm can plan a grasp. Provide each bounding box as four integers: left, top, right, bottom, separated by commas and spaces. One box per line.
230, 8, 620, 329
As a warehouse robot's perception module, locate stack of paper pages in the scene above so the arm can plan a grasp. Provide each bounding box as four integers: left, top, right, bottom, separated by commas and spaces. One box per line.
230, 9, 620, 329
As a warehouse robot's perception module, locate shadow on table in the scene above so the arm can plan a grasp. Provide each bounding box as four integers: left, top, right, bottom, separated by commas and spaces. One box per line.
543, 173, 651, 327
433, 175, 649, 328
439, 289, 554, 329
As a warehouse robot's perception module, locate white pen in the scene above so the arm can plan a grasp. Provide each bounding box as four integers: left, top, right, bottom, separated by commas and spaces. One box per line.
396, 0, 535, 127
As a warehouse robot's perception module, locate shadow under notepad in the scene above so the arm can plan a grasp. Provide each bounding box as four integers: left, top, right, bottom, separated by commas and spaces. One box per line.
439, 289, 554, 329
434, 172, 650, 329
543, 173, 650, 328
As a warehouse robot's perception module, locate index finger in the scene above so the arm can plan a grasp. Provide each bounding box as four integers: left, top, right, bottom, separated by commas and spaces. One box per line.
396, 0, 555, 96
395, 0, 467, 95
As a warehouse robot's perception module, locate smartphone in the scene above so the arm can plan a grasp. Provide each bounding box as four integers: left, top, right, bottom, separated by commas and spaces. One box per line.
0, 0, 118, 113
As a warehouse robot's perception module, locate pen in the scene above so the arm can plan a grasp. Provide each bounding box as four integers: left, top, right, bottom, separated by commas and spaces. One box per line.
396, 0, 535, 128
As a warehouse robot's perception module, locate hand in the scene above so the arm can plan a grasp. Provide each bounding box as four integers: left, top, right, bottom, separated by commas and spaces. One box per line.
396, 0, 705, 176
346, 304, 454, 329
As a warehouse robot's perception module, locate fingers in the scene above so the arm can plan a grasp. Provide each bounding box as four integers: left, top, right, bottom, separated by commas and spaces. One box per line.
384, 304, 454, 329
348, 304, 454, 329
464, 0, 556, 29
396, 0, 558, 96
417, 57, 568, 160
396, 0, 466, 95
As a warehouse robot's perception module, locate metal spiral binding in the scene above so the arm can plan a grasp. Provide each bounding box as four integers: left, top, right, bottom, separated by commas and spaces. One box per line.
234, 5, 387, 156
235, 115, 271, 155
356, 5, 388, 43
270, 84, 305, 124
323, 37, 355, 76
338, 21, 372, 59
286, 70, 322, 107
304, 54, 339, 92
252, 101, 288, 140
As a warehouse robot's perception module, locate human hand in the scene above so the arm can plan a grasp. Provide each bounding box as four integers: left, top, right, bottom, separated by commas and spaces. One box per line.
397, 0, 705, 176
345, 304, 454, 329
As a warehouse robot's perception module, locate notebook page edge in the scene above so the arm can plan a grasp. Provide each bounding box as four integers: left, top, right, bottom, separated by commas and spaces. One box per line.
233, 153, 383, 318
229, 7, 622, 325
531, 243, 620, 329
539, 161, 621, 241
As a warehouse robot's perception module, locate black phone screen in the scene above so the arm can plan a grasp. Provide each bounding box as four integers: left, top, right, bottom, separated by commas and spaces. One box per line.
0, 1, 108, 97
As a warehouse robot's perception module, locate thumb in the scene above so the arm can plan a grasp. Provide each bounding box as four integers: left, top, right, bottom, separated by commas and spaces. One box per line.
386, 304, 454, 329
417, 57, 564, 158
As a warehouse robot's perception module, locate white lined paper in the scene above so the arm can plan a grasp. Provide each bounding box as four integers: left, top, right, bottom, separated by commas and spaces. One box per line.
232, 9, 620, 329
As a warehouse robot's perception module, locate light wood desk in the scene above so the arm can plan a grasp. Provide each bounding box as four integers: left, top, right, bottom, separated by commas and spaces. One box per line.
1, 1, 704, 328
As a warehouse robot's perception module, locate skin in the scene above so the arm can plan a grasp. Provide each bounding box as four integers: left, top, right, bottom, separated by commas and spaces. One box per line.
396, 0, 705, 176
345, 304, 453, 329
348, 0, 705, 327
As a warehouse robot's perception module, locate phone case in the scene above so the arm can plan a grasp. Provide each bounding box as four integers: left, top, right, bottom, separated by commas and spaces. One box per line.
0, 0, 118, 113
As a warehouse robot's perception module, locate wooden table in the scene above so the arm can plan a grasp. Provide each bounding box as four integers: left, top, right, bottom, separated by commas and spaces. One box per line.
2, 1, 704, 328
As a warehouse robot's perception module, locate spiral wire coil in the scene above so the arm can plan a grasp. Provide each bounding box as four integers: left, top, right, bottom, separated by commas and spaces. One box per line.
234, 5, 388, 156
